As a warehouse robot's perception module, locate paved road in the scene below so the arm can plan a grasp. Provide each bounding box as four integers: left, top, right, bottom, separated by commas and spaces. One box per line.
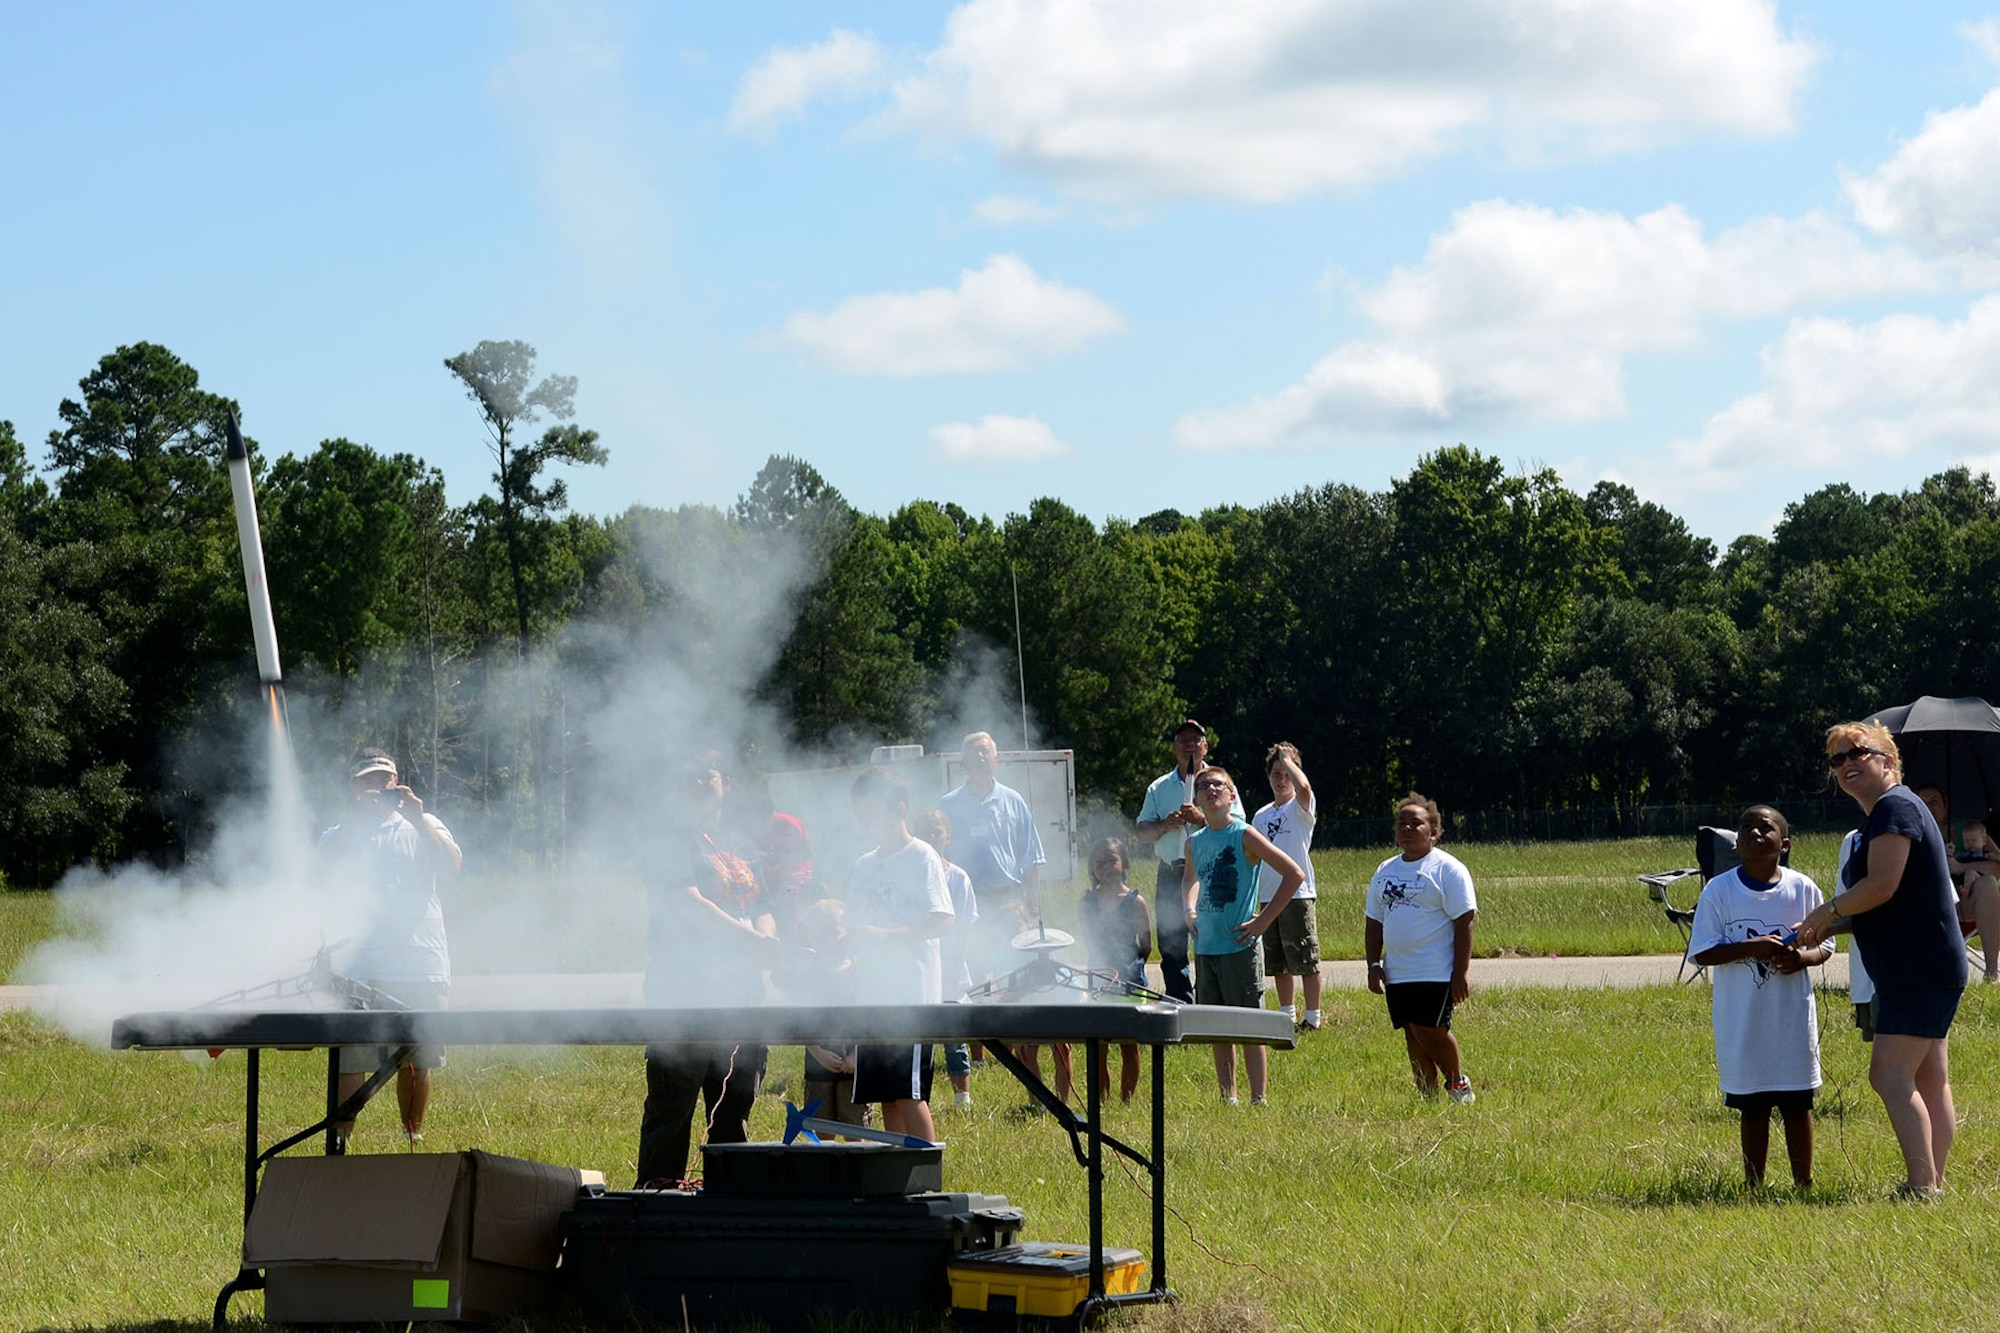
0, 951, 1853, 1016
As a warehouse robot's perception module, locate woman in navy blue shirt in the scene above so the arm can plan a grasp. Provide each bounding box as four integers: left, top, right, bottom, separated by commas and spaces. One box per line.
1798, 720, 1968, 1199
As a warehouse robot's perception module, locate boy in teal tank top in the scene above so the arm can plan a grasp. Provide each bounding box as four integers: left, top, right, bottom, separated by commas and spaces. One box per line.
1183, 766, 1305, 1105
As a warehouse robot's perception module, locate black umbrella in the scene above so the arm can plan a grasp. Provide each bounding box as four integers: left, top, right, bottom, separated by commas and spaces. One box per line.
1865, 695, 2000, 821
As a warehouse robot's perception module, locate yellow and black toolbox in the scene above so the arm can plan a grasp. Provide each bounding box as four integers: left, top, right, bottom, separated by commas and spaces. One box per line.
948, 1241, 1146, 1318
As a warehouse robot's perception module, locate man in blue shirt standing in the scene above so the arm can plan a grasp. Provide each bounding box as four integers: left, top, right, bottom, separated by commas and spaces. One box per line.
1135, 720, 1241, 1003
938, 731, 1047, 941
939, 731, 1055, 1092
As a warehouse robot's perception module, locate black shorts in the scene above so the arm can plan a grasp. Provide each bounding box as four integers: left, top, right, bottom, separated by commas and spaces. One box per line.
1385, 981, 1454, 1030
853, 1043, 935, 1105
1872, 986, 1962, 1040
1724, 1088, 1817, 1114
1853, 1001, 1875, 1044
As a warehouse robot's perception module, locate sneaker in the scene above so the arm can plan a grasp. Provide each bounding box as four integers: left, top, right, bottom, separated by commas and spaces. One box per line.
1222, 1093, 1240, 1107
954, 1090, 973, 1109
405, 1130, 425, 1151
1892, 1180, 1943, 1202
1445, 1077, 1475, 1105
1302, 1010, 1323, 1031
1249, 1095, 1268, 1108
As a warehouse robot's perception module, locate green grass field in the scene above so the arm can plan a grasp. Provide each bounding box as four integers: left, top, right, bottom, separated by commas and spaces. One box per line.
4, 982, 1997, 1333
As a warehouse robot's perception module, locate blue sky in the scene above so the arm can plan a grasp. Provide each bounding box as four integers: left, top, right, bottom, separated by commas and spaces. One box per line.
6, 2, 2000, 546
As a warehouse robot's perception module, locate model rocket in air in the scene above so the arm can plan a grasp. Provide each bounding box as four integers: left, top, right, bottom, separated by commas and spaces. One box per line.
223, 409, 288, 738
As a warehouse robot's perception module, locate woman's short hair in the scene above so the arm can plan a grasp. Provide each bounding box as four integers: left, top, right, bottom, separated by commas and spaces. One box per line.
1825, 720, 1902, 783
1396, 791, 1442, 834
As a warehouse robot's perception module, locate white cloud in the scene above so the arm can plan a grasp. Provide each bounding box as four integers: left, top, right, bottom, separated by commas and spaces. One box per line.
879, 0, 1817, 203
930, 414, 1072, 463
1660, 296, 2000, 494
730, 29, 884, 137
775, 253, 1126, 376
1963, 18, 2000, 68
1174, 199, 1940, 450
972, 194, 1067, 225
1847, 86, 2000, 259
491, 3, 667, 289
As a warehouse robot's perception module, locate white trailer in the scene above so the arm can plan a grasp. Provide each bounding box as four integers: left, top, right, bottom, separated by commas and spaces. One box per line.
765, 747, 1078, 890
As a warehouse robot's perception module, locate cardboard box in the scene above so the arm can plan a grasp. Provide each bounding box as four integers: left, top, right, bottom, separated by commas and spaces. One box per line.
245, 1150, 597, 1324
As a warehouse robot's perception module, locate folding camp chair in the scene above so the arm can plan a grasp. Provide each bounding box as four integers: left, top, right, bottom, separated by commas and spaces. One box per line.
1641, 869, 1705, 984
1639, 827, 1763, 984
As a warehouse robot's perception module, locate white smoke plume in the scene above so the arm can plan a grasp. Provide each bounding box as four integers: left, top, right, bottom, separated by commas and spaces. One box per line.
21, 495, 1061, 1042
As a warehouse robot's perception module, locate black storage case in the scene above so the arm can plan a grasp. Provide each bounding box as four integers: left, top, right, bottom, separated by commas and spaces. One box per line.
556, 1190, 1023, 1328
699, 1141, 944, 1198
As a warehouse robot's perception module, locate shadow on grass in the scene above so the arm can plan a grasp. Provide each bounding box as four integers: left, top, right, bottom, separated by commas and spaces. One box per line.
1611, 1164, 1869, 1208
23, 1324, 213, 1333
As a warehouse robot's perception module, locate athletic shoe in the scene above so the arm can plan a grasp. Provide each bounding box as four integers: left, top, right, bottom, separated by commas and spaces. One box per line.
954, 1090, 973, 1109
1249, 1095, 1268, 1108
1222, 1093, 1240, 1107
1445, 1077, 1475, 1104
1302, 1011, 1323, 1031
1892, 1181, 1943, 1202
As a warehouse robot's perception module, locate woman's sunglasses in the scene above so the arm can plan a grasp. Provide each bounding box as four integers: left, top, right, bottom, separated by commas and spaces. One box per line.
1826, 746, 1880, 768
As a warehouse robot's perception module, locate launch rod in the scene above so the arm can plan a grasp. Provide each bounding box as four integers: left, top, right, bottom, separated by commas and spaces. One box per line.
223, 409, 284, 688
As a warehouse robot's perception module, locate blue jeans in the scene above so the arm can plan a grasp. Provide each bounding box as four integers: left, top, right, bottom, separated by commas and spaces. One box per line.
1154, 859, 1192, 1002
943, 1042, 972, 1076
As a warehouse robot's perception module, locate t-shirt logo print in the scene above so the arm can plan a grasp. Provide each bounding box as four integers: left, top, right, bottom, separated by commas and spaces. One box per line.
705, 850, 759, 915
1728, 920, 1777, 988
1379, 880, 1415, 912
1205, 845, 1241, 908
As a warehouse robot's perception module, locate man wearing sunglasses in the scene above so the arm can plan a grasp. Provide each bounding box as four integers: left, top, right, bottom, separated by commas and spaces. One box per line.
1135, 720, 1241, 1003
320, 748, 463, 1150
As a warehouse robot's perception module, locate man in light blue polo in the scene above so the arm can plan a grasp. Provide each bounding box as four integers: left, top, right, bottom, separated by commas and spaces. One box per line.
939, 731, 1059, 1096
1135, 719, 1242, 1003
938, 730, 1045, 943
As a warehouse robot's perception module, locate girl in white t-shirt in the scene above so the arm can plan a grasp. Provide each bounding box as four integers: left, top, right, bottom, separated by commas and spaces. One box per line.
1687, 804, 1831, 1189
1364, 793, 1478, 1103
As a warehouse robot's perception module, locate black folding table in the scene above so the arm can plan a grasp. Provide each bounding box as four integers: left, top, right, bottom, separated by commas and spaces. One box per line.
111, 1001, 1293, 1328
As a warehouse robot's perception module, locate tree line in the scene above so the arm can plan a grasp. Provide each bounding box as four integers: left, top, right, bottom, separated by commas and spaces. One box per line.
4, 340, 1996, 886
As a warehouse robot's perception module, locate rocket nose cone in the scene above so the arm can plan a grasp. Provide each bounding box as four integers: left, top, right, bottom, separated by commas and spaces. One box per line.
224, 409, 247, 462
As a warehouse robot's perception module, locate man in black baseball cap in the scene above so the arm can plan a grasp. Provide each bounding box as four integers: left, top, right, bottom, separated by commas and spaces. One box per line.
1132, 721, 1240, 1002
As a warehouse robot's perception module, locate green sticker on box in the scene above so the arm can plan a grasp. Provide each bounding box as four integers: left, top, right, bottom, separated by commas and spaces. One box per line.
412, 1278, 450, 1310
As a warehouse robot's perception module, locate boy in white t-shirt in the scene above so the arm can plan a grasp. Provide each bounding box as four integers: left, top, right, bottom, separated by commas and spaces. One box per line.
1364, 792, 1477, 1103
1688, 804, 1830, 1188
847, 766, 955, 1143
1252, 742, 1322, 1030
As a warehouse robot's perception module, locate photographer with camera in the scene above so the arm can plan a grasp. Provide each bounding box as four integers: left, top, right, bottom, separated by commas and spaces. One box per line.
320, 747, 463, 1150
